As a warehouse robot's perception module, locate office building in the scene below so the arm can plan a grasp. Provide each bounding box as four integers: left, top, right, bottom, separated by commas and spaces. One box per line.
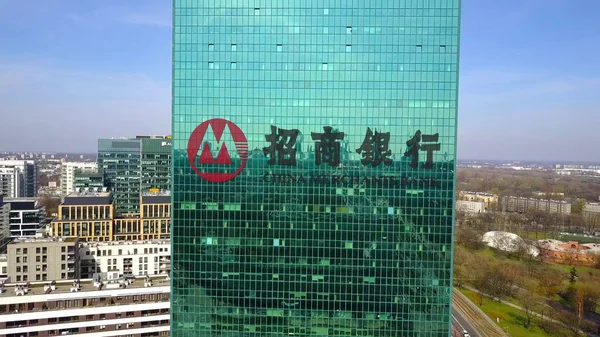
79, 239, 171, 278
52, 191, 171, 242
52, 191, 115, 241
139, 136, 172, 192
0, 160, 38, 198
5, 198, 47, 238
114, 192, 171, 241
0, 275, 170, 337
60, 161, 98, 195
172, 1, 460, 336
7, 236, 79, 282
98, 136, 171, 215
73, 169, 105, 192
98, 139, 142, 215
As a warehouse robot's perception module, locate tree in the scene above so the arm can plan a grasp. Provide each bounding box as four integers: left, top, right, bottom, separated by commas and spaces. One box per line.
592, 253, 600, 269
518, 292, 541, 328
572, 199, 586, 214
37, 197, 61, 217
569, 267, 578, 285
535, 266, 563, 297
455, 226, 483, 250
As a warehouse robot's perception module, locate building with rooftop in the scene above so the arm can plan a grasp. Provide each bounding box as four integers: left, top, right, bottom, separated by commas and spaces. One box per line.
98, 136, 172, 216
79, 239, 171, 279
139, 136, 172, 193
0, 160, 38, 198
583, 202, 600, 214
0, 274, 170, 337
538, 239, 600, 267
502, 196, 571, 215
458, 191, 498, 209
0, 167, 20, 198
172, 1, 460, 336
5, 198, 47, 238
74, 170, 105, 193
7, 236, 79, 283
456, 200, 486, 214
113, 192, 171, 241
52, 192, 115, 241
51, 191, 171, 242
0, 254, 7, 280
98, 139, 142, 215
60, 161, 98, 195
0, 196, 10, 250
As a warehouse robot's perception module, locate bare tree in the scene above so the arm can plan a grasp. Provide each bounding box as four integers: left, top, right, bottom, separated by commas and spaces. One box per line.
518, 292, 540, 328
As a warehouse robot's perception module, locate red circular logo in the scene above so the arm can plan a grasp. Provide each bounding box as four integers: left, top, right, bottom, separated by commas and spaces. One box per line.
187, 118, 248, 183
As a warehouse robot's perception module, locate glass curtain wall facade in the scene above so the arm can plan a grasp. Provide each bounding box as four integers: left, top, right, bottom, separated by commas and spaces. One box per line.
97, 139, 141, 215
140, 138, 172, 192
172, 1, 460, 336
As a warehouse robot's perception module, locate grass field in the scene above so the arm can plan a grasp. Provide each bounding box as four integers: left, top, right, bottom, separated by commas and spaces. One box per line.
559, 234, 600, 244
459, 289, 558, 337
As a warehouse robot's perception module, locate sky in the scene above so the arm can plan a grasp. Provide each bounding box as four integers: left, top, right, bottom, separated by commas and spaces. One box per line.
0, 0, 599, 161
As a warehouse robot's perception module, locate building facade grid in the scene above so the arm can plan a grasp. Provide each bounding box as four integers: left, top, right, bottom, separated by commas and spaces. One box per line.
172, 1, 460, 336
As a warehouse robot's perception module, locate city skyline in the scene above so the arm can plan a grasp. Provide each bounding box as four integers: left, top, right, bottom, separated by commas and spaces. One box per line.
1, 0, 599, 161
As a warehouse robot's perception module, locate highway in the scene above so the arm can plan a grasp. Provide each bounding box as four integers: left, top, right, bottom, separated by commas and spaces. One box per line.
452, 307, 481, 337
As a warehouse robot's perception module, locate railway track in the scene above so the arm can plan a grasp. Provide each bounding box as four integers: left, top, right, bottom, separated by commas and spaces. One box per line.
453, 289, 508, 337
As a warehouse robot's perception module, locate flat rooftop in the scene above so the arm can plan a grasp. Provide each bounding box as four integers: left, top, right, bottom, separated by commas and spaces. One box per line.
81, 239, 170, 247
63, 192, 112, 206
4, 198, 38, 210
0, 274, 170, 300
10, 236, 78, 245
141, 195, 170, 204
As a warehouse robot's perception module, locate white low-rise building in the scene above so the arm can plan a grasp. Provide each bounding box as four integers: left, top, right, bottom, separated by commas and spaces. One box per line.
0, 275, 170, 336
79, 240, 171, 278
456, 200, 486, 214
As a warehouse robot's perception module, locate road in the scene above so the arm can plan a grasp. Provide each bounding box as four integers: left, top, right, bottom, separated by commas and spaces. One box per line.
452, 307, 481, 337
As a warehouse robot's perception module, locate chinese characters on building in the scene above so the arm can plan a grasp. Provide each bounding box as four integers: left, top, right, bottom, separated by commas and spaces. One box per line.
263, 125, 440, 169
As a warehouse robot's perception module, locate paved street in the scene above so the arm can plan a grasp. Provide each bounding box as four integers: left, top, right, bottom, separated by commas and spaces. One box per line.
452, 307, 482, 337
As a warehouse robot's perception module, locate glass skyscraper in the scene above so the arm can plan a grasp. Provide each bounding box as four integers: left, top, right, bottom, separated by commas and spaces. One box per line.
98, 137, 172, 215
98, 139, 141, 215
172, 1, 460, 336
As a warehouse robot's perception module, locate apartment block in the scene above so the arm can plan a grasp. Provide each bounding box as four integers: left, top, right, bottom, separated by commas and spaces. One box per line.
456, 200, 486, 214
5, 198, 47, 238
0, 160, 38, 198
79, 240, 170, 278
502, 196, 571, 215
7, 236, 79, 283
458, 191, 499, 208
0, 275, 170, 337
